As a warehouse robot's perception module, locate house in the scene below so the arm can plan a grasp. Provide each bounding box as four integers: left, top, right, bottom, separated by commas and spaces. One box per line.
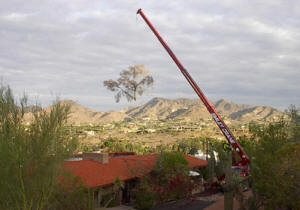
63, 152, 208, 207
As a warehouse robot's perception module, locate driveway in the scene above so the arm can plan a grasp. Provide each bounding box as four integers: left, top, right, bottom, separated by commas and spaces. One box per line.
151, 198, 214, 210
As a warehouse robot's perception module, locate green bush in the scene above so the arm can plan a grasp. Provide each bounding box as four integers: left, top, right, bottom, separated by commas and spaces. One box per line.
0, 85, 88, 210
260, 142, 300, 209
134, 178, 156, 210
240, 107, 300, 209
153, 152, 194, 201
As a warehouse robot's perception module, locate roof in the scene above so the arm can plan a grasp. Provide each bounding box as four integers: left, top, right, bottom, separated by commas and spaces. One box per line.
63, 154, 207, 188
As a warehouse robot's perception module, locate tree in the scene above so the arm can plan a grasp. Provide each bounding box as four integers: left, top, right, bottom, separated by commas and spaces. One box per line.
267, 142, 300, 209
239, 108, 300, 209
152, 152, 193, 201
104, 64, 154, 102
223, 151, 234, 210
133, 152, 194, 209
0, 85, 83, 210
286, 105, 300, 142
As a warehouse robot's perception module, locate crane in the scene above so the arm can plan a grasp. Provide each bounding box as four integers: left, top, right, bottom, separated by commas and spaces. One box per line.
136, 9, 250, 174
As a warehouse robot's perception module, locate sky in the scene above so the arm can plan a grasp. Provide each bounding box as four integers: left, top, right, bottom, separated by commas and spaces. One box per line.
0, 0, 299, 111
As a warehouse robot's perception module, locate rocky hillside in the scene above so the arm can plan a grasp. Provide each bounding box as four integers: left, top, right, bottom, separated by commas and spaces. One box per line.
23, 100, 131, 125
23, 98, 285, 125
124, 98, 284, 123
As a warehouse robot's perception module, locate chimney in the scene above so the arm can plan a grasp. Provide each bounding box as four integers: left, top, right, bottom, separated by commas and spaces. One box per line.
82, 152, 109, 164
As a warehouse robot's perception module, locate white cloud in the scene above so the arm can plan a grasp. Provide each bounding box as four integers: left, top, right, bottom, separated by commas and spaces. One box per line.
0, 0, 299, 111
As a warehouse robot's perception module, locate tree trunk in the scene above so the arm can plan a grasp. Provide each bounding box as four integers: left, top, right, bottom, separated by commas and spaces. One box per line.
133, 90, 136, 101
224, 191, 234, 210
224, 152, 233, 210
133, 86, 137, 101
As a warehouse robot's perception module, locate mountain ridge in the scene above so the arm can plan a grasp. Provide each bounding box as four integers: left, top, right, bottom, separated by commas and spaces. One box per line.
23, 98, 285, 125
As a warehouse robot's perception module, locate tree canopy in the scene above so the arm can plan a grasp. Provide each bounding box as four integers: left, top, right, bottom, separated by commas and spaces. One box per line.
236, 105, 300, 209
104, 64, 154, 102
0, 85, 93, 210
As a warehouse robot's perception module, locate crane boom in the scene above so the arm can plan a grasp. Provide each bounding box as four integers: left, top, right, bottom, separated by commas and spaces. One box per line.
137, 8, 250, 166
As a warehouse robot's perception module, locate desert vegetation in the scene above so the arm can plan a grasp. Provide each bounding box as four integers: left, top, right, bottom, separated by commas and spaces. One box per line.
0, 85, 94, 210
134, 152, 196, 209
103, 64, 154, 102
1, 84, 299, 210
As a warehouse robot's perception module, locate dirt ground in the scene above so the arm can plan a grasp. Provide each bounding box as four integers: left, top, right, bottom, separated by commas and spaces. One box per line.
204, 190, 258, 210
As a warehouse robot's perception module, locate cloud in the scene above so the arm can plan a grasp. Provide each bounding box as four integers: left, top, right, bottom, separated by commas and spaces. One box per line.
0, 0, 299, 111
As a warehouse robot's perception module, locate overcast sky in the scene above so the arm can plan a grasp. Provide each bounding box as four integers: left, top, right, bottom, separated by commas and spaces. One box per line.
1, 0, 299, 111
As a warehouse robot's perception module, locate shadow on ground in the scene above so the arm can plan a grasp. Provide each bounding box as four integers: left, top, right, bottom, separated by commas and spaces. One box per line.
151, 198, 214, 210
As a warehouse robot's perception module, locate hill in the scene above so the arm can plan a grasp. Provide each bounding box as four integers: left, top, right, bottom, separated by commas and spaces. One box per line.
23, 98, 284, 125
24, 100, 130, 125
124, 98, 283, 123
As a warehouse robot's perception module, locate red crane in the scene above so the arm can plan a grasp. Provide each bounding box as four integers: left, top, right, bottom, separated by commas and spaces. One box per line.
137, 9, 250, 170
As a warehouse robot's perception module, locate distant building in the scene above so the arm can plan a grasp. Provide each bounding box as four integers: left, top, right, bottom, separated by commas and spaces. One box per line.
84, 130, 96, 136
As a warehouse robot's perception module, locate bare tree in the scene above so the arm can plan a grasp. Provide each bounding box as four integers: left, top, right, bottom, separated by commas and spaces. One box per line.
103, 65, 154, 103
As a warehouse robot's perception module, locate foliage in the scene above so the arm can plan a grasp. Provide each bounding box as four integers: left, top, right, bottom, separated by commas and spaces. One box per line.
239, 106, 300, 209
286, 105, 300, 142
100, 137, 149, 154
154, 151, 188, 175
237, 135, 257, 161
152, 152, 194, 201
112, 177, 124, 206
98, 137, 171, 154
248, 120, 288, 193
134, 178, 156, 210
133, 152, 197, 208
221, 150, 249, 210
265, 142, 300, 209
172, 137, 207, 155
223, 151, 234, 210
99, 194, 114, 208
49, 172, 94, 209
103, 64, 154, 102
0, 85, 82, 210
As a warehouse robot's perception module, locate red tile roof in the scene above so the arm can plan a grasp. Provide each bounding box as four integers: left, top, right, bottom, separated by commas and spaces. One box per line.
63, 154, 207, 188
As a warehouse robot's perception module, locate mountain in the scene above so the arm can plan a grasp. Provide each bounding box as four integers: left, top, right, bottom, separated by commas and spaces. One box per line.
23, 100, 132, 125
124, 98, 284, 123
213, 99, 282, 122
125, 98, 208, 121
23, 98, 285, 125
54, 100, 105, 125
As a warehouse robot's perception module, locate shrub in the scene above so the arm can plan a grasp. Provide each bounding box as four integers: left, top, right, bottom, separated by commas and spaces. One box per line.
0, 85, 81, 210
152, 152, 194, 201
134, 178, 156, 210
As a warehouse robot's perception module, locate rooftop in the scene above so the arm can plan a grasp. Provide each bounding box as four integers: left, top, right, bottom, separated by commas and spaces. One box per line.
63, 153, 208, 188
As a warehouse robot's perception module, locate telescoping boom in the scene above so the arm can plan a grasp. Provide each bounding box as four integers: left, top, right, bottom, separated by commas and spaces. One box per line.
137, 8, 250, 167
